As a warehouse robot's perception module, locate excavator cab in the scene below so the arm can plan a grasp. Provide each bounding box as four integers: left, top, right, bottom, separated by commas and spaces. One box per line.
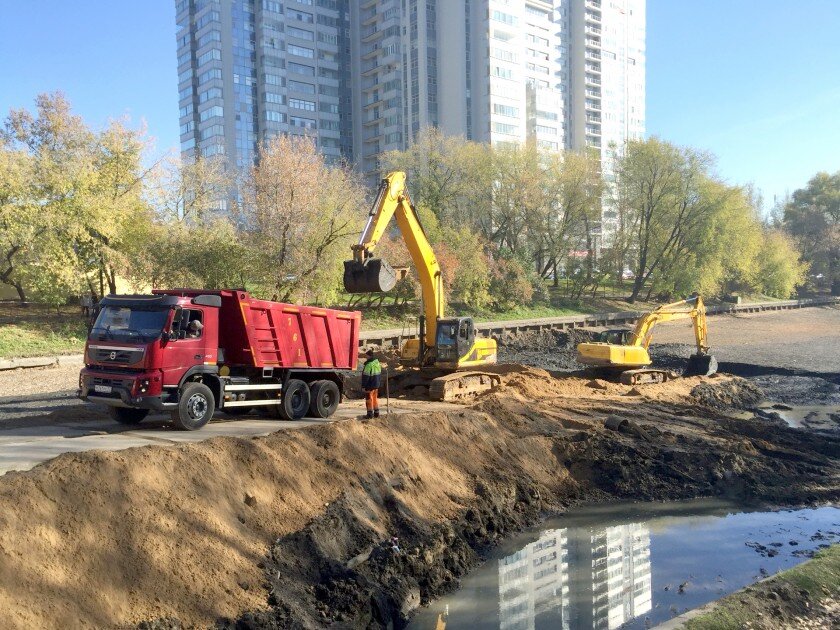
435, 317, 475, 364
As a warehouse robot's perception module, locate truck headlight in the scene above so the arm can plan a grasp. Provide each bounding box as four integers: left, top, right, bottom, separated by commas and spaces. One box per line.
138, 378, 150, 394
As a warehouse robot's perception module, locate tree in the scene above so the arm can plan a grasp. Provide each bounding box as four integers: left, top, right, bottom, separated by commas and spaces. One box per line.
783, 171, 840, 290
614, 138, 720, 302
754, 230, 808, 298
245, 135, 364, 303
148, 154, 228, 223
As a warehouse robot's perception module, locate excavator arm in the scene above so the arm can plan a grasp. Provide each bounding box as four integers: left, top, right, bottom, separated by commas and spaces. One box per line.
343, 171, 445, 349
629, 295, 710, 354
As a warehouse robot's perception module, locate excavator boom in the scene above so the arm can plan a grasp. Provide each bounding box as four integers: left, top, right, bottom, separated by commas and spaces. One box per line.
343, 172, 445, 346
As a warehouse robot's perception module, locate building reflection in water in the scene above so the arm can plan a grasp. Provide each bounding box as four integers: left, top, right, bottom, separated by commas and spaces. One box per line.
498, 523, 652, 630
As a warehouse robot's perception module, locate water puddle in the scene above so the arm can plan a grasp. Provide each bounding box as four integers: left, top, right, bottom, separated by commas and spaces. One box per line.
407, 499, 840, 630
764, 405, 840, 431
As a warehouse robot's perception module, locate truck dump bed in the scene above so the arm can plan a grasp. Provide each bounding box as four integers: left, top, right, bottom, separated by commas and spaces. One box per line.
155, 289, 360, 370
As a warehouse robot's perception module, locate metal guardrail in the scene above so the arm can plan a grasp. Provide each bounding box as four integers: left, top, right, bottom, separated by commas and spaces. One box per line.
357, 297, 840, 348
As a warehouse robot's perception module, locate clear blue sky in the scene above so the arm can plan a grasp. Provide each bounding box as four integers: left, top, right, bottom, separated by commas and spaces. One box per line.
1, 1, 838, 209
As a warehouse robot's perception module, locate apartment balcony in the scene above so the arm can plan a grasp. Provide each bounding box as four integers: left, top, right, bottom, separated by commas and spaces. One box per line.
585, 88, 601, 98
586, 62, 602, 73
585, 50, 602, 60
585, 74, 601, 86
585, 0, 601, 8
585, 25, 602, 36
585, 10, 601, 22
586, 37, 601, 48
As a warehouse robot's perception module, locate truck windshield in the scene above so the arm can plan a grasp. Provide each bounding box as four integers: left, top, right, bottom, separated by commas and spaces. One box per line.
91, 307, 170, 342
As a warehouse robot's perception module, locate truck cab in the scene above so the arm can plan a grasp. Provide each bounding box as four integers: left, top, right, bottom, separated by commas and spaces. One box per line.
79, 293, 222, 428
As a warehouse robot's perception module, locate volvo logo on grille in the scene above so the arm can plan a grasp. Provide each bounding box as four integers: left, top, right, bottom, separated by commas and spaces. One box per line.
109, 351, 117, 360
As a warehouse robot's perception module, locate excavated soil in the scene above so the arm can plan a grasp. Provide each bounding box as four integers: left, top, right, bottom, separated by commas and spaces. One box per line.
0, 367, 836, 629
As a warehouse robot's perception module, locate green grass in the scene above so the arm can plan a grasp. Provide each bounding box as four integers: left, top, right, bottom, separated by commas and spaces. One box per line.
0, 304, 88, 359
684, 544, 840, 630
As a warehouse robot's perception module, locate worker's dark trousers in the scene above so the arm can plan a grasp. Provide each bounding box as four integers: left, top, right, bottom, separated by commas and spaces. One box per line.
365, 389, 379, 418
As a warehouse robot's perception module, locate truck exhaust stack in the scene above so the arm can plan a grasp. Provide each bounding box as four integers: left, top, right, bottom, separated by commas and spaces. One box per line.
343, 258, 397, 293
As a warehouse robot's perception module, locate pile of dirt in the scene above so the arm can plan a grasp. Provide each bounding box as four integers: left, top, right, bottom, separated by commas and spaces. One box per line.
690, 377, 765, 410
0, 369, 836, 629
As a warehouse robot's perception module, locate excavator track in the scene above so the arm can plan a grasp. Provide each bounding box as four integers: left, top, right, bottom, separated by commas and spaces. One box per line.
618, 369, 673, 386
428, 371, 502, 402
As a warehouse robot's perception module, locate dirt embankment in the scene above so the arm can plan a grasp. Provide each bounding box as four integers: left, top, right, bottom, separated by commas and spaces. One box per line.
0, 368, 837, 629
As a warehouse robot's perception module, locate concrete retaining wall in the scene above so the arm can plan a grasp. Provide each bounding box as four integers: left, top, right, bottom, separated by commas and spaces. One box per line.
358, 297, 839, 349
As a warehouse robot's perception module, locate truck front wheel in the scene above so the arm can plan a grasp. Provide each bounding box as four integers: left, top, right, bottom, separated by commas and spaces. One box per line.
172, 383, 215, 430
109, 407, 149, 425
308, 380, 340, 418
277, 379, 310, 420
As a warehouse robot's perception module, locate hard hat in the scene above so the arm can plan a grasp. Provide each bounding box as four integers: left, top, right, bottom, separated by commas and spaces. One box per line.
189, 319, 204, 331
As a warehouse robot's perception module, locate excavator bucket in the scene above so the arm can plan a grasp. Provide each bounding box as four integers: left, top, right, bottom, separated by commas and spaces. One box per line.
343, 258, 397, 293
685, 353, 718, 377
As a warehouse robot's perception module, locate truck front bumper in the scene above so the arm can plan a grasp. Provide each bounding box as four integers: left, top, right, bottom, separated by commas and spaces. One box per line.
78, 369, 177, 411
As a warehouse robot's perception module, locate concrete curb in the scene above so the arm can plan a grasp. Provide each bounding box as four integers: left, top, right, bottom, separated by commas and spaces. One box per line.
0, 353, 83, 372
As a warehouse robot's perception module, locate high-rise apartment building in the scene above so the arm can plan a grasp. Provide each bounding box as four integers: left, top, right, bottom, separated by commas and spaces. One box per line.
176, 0, 644, 207
559, 0, 646, 232
175, 0, 352, 190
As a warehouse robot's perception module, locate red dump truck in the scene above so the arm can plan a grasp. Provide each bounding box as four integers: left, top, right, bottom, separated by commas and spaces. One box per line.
78, 289, 361, 430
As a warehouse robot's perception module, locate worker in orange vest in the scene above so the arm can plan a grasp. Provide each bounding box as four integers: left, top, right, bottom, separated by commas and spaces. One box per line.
361, 349, 381, 419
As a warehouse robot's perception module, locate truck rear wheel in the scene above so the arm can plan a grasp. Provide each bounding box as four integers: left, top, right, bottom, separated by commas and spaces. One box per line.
308, 380, 340, 418
277, 379, 310, 420
172, 383, 215, 430
109, 407, 149, 425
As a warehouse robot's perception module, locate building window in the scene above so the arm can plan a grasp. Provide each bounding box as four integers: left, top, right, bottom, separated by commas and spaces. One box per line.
493, 66, 513, 80
493, 103, 518, 117
199, 68, 222, 84
197, 48, 221, 66
199, 106, 223, 122
289, 98, 316, 111
288, 44, 314, 58
289, 115, 316, 129
288, 80, 315, 94
264, 92, 285, 104
492, 122, 518, 135
265, 111, 286, 123
491, 11, 517, 26
199, 87, 222, 103
287, 26, 314, 41
287, 8, 314, 22
288, 62, 315, 76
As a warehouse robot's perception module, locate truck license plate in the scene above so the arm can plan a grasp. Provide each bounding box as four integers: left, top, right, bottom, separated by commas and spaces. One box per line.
94, 384, 112, 394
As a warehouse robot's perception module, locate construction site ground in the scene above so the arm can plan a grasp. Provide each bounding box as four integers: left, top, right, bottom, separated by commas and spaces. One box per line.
0, 307, 837, 628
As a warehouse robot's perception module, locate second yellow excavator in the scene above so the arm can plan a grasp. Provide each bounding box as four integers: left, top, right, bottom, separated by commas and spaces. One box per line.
343, 171, 500, 400
576, 295, 718, 385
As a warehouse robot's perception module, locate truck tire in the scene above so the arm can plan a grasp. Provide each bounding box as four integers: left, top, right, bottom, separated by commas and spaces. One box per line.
172, 383, 215, 430
277, 379, 310, 420
109, 407, 149, 425
308, 380, 340, 418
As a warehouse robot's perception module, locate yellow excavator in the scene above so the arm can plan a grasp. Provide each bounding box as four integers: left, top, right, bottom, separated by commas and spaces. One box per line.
576, 295, 718, 385
343, 171, 500, 400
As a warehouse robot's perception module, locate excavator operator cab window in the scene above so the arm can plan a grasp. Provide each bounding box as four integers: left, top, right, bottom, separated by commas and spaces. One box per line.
436, 322, 458, 347
598, 329, 631, 345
